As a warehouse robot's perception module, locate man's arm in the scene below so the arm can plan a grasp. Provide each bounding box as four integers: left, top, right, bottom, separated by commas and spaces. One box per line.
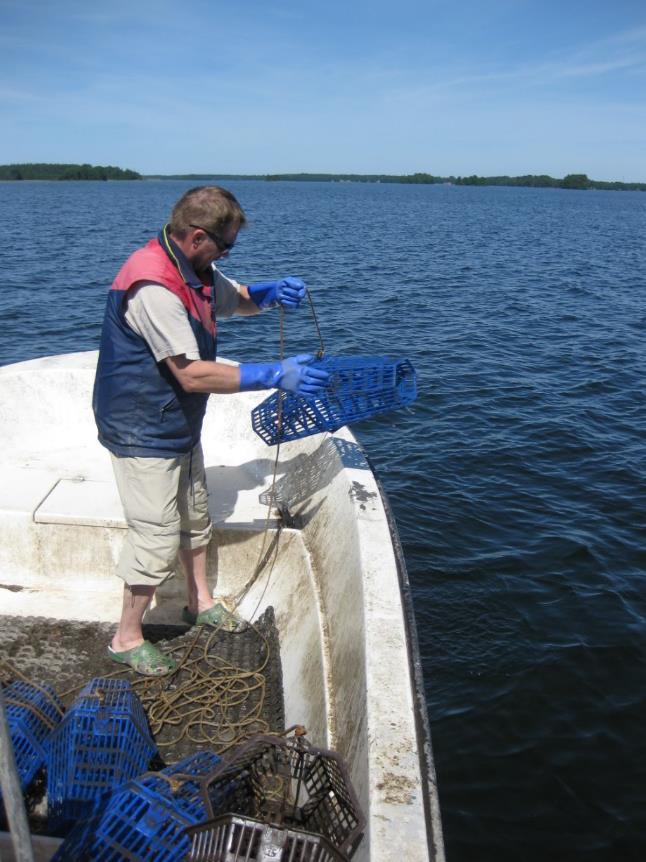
211, 271, 306, 317
164, 356, 241, 393
165, 354, 330, 398
235, 284, 264, 316
131, 283, 327, 396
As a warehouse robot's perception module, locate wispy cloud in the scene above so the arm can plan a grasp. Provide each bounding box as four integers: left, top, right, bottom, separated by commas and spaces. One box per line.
0, 85, 41, 103
604, 24, 646, 46
537, 25, 646, 80
379, 25, 646, 106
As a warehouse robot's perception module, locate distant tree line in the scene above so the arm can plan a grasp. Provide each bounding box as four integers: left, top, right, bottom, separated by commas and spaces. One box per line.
264, 172, 440, 184
449, 173, 646, 191
0, 163, 141, 180
6, 165, 641, 191
261, 172, 646, 191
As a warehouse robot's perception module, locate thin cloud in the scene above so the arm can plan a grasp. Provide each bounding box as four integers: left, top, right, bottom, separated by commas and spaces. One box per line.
0, 84, 42, 104
381, 28, 646, 104
605, 24, 646, 46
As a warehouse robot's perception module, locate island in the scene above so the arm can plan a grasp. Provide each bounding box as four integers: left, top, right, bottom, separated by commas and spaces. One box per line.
0, 163, 141, 180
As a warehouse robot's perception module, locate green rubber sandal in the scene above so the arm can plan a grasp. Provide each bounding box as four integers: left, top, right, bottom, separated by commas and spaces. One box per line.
108, 641, 177, 676
182, 602, 248, 633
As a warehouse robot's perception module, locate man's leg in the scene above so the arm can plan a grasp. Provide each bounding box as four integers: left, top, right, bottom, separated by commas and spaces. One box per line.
178, 444, 213, 615
178, 445, 246, 631
109, 452, 183, 669
111, 584, 156, 653
180, 545, 214, 617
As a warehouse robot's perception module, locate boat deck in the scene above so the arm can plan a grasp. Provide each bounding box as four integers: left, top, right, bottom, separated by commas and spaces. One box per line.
1, 609, 285, 764
1, 609, 285, 854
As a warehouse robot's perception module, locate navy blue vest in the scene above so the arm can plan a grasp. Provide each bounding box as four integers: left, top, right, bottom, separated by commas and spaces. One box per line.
92, 229, 217, 457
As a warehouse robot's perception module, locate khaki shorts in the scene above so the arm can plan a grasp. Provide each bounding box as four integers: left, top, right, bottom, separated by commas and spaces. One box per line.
111, 443, 212, 587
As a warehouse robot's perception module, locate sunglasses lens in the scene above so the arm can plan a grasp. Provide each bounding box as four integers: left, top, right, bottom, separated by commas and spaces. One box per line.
189, 224, 234, 252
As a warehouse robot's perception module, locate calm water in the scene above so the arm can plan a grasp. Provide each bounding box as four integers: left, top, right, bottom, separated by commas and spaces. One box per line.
2, 180, 645, 861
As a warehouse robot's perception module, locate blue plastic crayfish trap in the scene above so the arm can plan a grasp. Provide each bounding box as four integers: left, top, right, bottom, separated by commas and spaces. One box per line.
251, 355, 417, 446
45, 677, 157, 826
51, 751, 221, 862
0, 680, 63, 797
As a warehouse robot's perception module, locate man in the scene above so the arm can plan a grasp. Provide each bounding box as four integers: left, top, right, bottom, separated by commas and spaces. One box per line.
92, 185, 328, 676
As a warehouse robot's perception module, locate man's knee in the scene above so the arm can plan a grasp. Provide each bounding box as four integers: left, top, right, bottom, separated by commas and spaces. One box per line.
119, 518, 182, 585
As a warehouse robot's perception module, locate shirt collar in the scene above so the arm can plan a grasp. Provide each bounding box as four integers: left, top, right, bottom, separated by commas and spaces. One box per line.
158, 224, 209, 290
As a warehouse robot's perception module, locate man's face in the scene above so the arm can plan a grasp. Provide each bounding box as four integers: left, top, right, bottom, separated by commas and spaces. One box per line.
189, 220, 240, 272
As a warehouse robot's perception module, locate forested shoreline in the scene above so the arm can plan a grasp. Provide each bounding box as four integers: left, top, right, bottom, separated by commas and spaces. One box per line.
147, 171, 646, 191
2, 164, 644, 191
262, 172, 646, 191
0, 163, 141, 180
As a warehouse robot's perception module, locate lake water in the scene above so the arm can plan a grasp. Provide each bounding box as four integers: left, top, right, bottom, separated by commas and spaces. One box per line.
1, 179, 645, 861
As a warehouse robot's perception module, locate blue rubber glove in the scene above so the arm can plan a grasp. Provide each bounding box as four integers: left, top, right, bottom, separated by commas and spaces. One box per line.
247, 277, 306, 310
239, 354, 329, 399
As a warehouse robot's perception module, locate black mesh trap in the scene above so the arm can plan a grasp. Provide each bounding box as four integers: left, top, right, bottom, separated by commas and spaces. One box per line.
186, 734, 365, 862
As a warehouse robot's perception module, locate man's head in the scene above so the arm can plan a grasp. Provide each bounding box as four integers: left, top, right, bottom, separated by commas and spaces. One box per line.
169, 186, 247, 269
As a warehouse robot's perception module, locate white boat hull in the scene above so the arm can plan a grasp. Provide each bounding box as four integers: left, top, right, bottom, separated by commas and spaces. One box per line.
0, 351, 444, 862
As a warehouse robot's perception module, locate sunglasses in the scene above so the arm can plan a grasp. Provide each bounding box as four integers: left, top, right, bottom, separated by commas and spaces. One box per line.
189, 223, 235, 253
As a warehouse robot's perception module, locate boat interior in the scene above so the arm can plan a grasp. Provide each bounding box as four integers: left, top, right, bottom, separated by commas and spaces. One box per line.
0, 351, 443, 862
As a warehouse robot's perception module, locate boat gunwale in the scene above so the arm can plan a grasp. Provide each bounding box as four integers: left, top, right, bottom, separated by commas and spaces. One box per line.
360, 443, 445, 862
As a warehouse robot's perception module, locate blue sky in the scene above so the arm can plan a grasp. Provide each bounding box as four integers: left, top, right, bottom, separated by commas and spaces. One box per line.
1, 0, 645, 180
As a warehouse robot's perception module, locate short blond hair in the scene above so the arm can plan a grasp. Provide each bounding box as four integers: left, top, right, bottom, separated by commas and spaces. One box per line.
169, 186, 247, 238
